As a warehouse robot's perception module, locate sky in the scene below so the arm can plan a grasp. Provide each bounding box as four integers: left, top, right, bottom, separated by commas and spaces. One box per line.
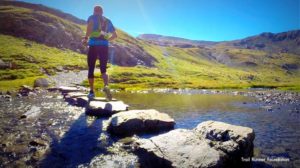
22, 0, 300, 41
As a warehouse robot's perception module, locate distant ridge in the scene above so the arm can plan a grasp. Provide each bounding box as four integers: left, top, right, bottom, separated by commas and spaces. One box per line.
138, 34, 218, 48
0, 1, 86, 24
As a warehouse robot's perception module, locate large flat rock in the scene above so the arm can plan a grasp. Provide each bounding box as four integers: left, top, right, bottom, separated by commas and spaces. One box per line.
108, 109, 175, 136
134, 120, 255, 168
86, 100, 129, 116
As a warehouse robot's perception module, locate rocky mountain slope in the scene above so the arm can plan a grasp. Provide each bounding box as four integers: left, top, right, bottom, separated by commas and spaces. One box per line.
0, 1, 156, 67
228, 30, 300, 55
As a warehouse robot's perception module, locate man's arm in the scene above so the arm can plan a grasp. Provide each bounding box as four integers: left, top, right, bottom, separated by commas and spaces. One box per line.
108, 31, 117, 41
85, 20, 93, 39
83, 20, 93, 45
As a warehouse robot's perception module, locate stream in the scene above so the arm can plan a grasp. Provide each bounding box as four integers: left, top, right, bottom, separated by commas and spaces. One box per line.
0, 71, 299, 168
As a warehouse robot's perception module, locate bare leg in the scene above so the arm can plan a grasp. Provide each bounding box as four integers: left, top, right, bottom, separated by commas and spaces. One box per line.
101, 73, 109, 86
88, 78, 94, 91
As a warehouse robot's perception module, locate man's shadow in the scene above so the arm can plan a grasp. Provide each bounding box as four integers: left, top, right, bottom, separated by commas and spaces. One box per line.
39, 106, 111, 167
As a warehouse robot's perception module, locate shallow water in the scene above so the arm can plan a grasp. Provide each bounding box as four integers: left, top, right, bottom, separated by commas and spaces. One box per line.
114, 92, 300, 167
0, 91, 299, 167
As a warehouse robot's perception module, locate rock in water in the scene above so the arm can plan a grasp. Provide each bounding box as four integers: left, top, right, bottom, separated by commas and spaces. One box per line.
134, 120, 255, 168
21, 106, 41, 119
195, 121, 255, 158
34, 78, 49, 88
108, 109, 175, 135
86, 100, 129, 117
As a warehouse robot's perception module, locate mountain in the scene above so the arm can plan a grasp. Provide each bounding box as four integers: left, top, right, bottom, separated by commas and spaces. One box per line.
230, 30, 300, 55
0, 1, 299, 91
0, 1, 85, 24
0, 1, 86, 52
0, 1, 156, 67
138, 34, 218, 48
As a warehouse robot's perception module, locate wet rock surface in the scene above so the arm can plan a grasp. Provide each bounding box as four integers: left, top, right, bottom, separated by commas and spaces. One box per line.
134, 120, 254, 168
108, 109, 175, 136
20, 105, 41, 119
86, 100, 129, 117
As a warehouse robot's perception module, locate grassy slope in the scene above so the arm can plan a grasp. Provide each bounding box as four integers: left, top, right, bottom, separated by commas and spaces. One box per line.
0, 5, 299, 91
0, 34, 86, 90
88, 39, 300, 90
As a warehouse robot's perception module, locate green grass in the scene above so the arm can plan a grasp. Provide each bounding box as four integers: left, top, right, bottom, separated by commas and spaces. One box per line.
1, 33, 299, 91
0, 76, 45, 91
0, 34, 86, 91
1, 5, 300, 92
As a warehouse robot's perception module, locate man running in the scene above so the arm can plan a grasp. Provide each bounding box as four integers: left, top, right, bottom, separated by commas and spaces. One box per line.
83, 5, 117, 100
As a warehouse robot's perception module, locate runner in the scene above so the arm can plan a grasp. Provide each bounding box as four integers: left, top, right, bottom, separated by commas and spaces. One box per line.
82, 5, 117, 100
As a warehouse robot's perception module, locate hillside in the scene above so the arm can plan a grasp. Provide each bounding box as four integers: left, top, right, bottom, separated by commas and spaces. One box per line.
0, 1, 300, 91
230, 30, 300, 55
137, 34, 218, 48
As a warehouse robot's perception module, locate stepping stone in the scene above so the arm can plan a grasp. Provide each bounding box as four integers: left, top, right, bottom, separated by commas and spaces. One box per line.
108, 109, 175, 135
86, 100, 129, 117
64, 92, 88, 105
76, 96, 89, 107
75, 96, 118, 107
134, 120, 255, 168
64, 92, 88, 98
59, 86, 81, 93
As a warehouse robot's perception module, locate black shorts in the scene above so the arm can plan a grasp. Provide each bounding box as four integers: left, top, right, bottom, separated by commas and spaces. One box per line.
87, 45, 108, 78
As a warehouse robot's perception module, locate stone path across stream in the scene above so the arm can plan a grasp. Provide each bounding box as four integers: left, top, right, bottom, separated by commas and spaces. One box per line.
52, 85, 255, 168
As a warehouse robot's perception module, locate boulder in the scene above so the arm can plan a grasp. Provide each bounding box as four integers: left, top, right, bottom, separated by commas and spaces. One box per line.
108, 109, 175, 135
134, 120, 255, 168
34, 78, 49, 88
195, 121, 255, 158
86, 100, 129, 117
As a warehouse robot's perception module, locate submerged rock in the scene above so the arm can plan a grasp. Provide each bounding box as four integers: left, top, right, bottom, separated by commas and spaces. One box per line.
86, 100, 129, 116
134, 120, 255, 168
108, 109, 175, 136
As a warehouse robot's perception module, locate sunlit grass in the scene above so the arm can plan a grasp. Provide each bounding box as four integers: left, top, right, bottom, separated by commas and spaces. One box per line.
0, 34, 87, 90
1, 5, 299, 91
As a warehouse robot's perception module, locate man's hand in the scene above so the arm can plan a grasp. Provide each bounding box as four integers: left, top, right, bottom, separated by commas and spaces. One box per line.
108, 31, 117, 41
82, 37, 88, 46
